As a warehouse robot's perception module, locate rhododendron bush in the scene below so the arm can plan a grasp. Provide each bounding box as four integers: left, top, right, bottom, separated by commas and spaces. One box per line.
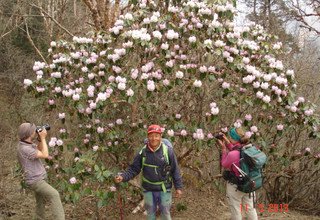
24, 0, 320, 206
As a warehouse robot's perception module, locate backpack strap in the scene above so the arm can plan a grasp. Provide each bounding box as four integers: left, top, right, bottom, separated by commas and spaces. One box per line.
162, 143, 169, 164
139, 143, 170, 166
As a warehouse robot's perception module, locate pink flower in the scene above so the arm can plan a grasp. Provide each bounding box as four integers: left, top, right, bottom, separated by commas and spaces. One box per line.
48, 99, 55, 105
131, 69, 139, 79
245, 131, 253, 138
69, 177, 77, 184
250, 126, 258, 133
56, 139, 64, 146
97, 127, 104, 133
48, 140, 56, 148
167, 129, 175, 137
93, 145, 99, 151
83, 139, 89, 144
193, 129, 204, 140
147, 80, 155, 91
162, 79, 170, 86
180, 130, 187, 136
110, 186, 117, 192
245, 114, 252, 121
126, 89, 134, 97
276, 124, 284, 131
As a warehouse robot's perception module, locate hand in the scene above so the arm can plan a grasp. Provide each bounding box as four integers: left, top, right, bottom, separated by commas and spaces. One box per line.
175, 189, 182, 198
114, 175, 123, 183
217, 139, 227, 151
38, 129, 47, 140
222, 134, 231, 144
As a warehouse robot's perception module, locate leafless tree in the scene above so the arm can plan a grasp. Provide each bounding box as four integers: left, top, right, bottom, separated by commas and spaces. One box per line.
82, 0, 122, 30
286, 0, 320, 35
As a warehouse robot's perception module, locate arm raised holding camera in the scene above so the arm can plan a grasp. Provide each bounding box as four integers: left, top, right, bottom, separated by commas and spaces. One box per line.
36, 129, 49, 159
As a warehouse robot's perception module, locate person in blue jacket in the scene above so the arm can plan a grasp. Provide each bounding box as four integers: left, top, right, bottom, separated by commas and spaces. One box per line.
115, 124, 183, 220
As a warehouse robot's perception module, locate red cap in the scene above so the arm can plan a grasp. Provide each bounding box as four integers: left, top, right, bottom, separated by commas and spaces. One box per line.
147, 124, 162, 134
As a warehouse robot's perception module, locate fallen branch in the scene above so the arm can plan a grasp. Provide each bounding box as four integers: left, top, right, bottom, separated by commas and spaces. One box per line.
184, 164, 203, 177
132, 199, 144, 214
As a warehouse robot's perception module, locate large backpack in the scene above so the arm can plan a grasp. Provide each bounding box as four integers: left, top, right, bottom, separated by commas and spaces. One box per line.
233, 144, 267, 193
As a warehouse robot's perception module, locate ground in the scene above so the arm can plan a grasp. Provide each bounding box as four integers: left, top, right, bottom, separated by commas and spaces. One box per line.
1, 142, 319, 220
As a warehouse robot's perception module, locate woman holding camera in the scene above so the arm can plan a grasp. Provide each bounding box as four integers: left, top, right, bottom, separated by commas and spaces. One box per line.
216, 127, 258, 220
17, 122, 65, 220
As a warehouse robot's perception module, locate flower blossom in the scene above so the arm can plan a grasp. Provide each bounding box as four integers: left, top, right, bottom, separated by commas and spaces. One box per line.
193, 80, 202, 87
69, 177, 77, 184
167, 129, 175, 137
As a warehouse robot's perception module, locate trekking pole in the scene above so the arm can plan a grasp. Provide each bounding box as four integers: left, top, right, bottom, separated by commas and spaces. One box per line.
214, 142, 222, 174
115, 182, 124, 220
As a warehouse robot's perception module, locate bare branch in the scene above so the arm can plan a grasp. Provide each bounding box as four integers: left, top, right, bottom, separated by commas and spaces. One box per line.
22, 17, 48, 64
29, 3, 74, 37
83, 0, 103, 30
288, 0, 320, 35
0, 22, 24, 39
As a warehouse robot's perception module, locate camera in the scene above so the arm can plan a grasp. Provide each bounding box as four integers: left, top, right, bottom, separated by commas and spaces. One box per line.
214, 133, 224, 140
36, 124, 51, 133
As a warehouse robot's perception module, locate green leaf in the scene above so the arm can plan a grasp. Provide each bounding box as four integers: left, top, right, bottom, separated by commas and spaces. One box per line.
209, 75, 216, 81
82, 188, 92, 196
103, 170, 113, 178
231, 98, 237, 105
97, 199, 106, 208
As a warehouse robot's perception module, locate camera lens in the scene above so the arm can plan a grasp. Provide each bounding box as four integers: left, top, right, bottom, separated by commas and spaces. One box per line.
44, 124, 51, 131
36, 124, 50, 133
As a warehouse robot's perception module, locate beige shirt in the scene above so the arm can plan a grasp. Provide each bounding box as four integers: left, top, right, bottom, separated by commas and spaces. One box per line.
17, 141, 46, 185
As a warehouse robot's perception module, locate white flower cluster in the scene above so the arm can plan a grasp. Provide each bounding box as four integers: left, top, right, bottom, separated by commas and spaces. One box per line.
53, 54, 70, 64
130, 28, 151, 41
141, 62, 154, 73
193, 129, 205, 140
210, 102, 219, 115
110, 19, 124, 35
193, 80, 202, 87
49, 137, 64, 147
116, 76, 127, 91
166, 29, 179, 40
147, 80, 155, 91
73, 36, 93, 44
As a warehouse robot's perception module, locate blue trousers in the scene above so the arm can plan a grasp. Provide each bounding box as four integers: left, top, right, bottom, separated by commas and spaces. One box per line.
143, 191, 172, 220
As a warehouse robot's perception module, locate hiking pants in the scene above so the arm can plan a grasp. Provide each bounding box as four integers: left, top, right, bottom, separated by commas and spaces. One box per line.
29, 179, 65, 220
143, 191, 172, 220
226, 182, 258, 220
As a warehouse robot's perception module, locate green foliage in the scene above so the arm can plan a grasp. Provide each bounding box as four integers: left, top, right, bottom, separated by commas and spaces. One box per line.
176, 202, 187, 211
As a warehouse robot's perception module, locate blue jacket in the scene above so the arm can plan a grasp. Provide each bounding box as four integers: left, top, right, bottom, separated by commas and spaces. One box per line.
121, 142, 183, 192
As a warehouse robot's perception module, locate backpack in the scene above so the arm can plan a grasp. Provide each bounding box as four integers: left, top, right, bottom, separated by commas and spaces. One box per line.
223, 144, 267, 193
139, 141, 172, 192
